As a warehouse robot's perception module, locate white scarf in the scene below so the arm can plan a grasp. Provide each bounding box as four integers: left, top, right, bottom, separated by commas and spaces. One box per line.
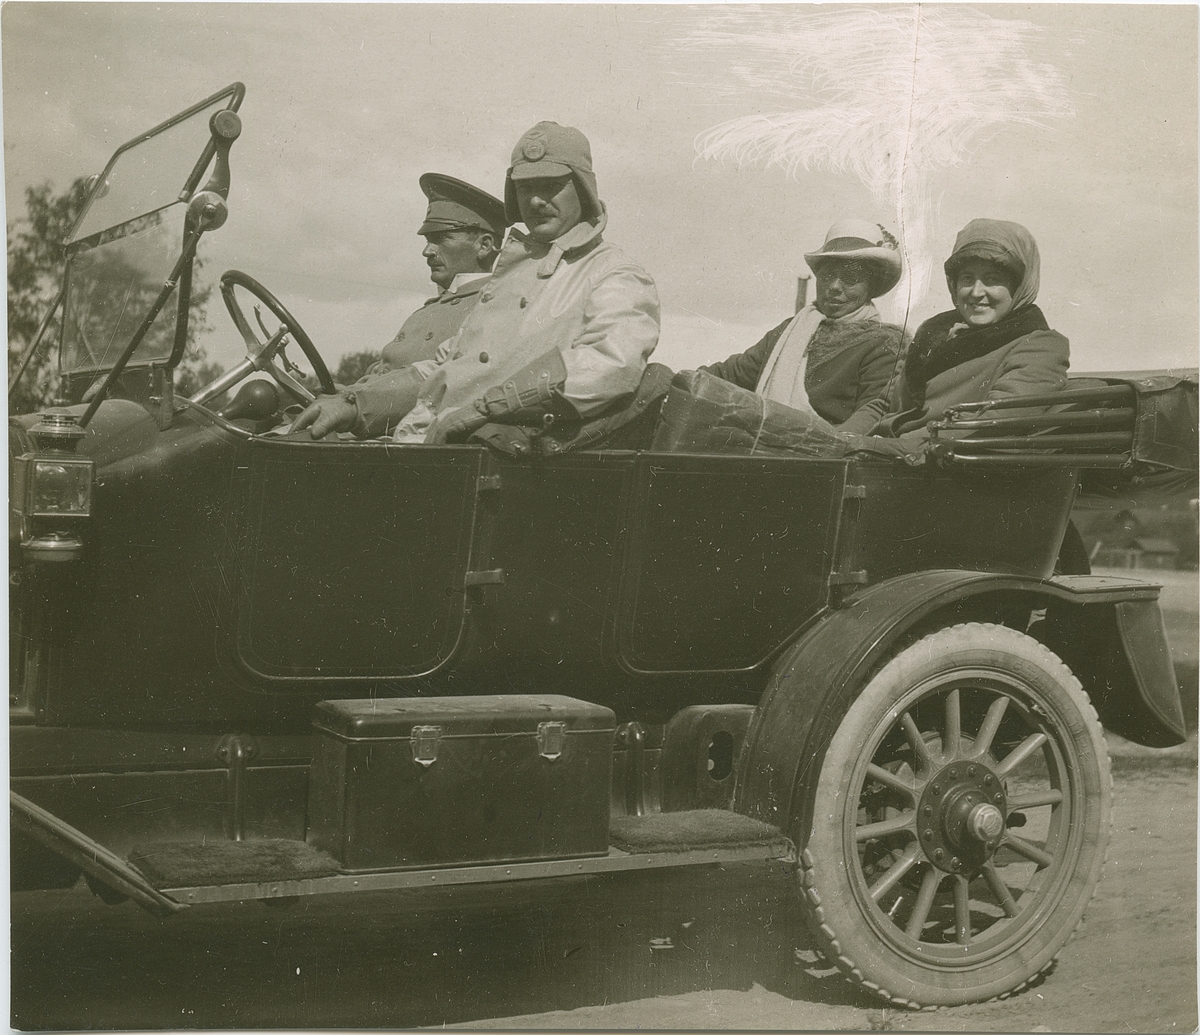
756, 303, 879, 413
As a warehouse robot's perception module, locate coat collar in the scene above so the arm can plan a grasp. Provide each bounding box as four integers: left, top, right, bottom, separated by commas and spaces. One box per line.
423, 273, 491, 306
906, 304, 1050, 401
446, 270, 491, 295
503, 205, 608, 279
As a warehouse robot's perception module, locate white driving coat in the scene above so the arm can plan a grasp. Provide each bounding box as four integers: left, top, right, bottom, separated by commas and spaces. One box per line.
384, 209, 660, 442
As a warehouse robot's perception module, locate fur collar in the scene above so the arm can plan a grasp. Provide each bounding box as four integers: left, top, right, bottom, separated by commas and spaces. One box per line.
905, 304, 1049, 402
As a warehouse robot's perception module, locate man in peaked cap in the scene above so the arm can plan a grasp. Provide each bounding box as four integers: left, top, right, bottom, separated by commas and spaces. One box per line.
366, 173, 507, 376
293, 122, 660, 444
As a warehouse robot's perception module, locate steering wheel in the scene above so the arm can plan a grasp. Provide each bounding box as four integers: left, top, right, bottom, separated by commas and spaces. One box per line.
190, 270, 336, 408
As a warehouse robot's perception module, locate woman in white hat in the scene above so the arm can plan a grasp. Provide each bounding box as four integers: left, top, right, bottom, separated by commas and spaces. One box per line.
704, 219, 906, 434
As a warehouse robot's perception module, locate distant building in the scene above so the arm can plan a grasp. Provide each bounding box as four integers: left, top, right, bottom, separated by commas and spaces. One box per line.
1073, 504, 1198, 571
1092, 535, 1180, 570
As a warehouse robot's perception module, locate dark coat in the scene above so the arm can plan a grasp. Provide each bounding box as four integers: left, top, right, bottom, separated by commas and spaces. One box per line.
704, 315, 907, 434
869, 307, 1069, 440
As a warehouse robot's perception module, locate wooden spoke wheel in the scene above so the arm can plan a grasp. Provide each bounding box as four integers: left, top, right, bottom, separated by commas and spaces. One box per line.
798, 623, 1111, 1008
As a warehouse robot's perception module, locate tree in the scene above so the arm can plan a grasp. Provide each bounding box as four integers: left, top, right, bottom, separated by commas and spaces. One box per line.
7, 178, 88, 413
7, 177, 223, 414
335, 349, 381, 386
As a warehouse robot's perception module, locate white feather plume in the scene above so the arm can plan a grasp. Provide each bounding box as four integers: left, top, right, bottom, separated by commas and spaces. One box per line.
688, 6, 1073, 315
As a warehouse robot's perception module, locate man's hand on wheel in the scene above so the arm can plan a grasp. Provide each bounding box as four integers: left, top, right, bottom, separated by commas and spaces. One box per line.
289, 395, 359, 439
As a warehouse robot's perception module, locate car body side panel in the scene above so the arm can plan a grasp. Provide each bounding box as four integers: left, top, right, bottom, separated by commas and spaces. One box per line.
230, 440, 485, 681
481, 452, 636, 677
13, 410, 1170, 738
39, 407, 245, 726
614, 454, 847, 673
852, 461, 1077, 581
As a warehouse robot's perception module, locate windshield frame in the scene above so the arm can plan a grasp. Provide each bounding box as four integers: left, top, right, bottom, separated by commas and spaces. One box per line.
65, 82, 245, 251
57, 83, 246, 424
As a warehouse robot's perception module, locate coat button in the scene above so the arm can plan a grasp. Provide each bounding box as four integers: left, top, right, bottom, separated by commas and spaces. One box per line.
425, 332, 434, 340
481, 292, 492, 303
397, 332, 405, 341
450, 297, 461, 305
519, 297, 528, 308
479, 352, 489, 363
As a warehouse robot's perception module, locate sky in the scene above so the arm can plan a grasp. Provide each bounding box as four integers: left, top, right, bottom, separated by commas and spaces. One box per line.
2, 2, 1197, 378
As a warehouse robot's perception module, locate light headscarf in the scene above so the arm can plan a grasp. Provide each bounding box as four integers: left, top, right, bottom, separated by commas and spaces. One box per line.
943, 218, 1041, 316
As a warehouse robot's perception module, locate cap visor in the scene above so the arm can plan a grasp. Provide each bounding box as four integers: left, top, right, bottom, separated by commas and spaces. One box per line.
509, 161, 573, 180
419, 219, 478, 235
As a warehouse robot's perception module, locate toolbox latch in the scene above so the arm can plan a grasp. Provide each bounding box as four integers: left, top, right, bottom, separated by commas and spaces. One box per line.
410, 725, 443, 767
536, 721, 567, 761
463, 569, 506, 588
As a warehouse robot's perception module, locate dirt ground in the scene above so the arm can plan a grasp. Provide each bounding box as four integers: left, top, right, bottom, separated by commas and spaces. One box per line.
455, 736, 1198, 1033
892, 738, 1198, 1035
10, 735, 1195, 1033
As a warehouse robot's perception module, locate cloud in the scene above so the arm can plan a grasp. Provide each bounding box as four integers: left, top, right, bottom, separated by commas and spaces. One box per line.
4, 3, 1195, 378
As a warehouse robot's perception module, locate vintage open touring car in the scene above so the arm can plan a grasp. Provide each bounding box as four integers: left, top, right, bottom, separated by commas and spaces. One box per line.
9, 83, 1197, 1009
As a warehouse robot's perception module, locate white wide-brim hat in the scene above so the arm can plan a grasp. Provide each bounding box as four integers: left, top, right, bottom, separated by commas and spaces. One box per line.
803, 219, 903, 297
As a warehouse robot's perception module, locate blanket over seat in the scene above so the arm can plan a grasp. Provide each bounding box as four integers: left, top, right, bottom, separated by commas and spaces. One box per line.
650, 369, 919, 461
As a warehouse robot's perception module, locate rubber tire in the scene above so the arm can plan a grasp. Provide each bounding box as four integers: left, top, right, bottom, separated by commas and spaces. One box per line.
798, 623, 1111, 1008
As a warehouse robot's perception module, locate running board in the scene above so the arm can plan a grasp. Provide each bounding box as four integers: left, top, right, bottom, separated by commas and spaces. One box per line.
164, 838, 795, 906
10, 792, 185, 916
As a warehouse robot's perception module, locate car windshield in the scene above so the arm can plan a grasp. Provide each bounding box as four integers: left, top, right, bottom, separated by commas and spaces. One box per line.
60, 208, 189, 375
67, 86, 240, 247
60, 84, 242, 376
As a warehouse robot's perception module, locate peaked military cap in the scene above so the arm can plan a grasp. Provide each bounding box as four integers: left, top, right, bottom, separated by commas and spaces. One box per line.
418, 173, 507, 240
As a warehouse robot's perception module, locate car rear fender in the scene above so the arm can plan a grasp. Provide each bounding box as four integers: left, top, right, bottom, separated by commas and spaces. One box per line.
734, 569, 1185, 840
1039, 576, 1187, 748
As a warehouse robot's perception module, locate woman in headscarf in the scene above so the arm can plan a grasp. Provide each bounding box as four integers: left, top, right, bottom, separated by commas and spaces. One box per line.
869, 218, 1069, 443
704, 219, 907, 434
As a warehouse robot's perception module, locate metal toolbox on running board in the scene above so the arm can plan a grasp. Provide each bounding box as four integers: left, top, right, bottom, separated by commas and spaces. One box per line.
307, 695, 616, 872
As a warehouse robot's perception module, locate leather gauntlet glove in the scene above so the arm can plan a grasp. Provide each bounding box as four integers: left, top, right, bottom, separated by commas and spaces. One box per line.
343, 366, 425, 438
428, 348, 574, 444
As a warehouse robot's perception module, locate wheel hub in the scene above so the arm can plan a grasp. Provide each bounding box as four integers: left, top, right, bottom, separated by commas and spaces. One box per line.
917, 761, 1007, 873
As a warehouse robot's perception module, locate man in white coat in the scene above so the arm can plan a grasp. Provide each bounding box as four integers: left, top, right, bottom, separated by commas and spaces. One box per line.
291, 122, 660, 442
